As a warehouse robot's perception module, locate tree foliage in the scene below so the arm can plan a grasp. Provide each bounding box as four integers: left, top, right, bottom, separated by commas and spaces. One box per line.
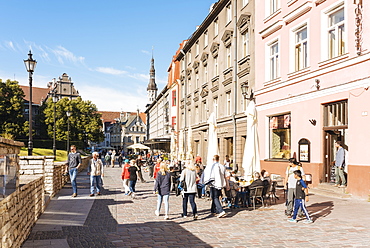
42, 97, 104, 146
0, 79, 27, 138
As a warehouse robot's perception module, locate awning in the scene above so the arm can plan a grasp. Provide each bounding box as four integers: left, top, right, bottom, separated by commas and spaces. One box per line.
144, 138, 171, 145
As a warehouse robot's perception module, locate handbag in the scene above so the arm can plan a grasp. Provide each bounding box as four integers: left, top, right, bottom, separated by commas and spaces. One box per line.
178, 170, 187, 191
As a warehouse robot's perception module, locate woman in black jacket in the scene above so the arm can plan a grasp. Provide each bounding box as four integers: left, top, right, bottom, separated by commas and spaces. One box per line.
154, 162, 171, 220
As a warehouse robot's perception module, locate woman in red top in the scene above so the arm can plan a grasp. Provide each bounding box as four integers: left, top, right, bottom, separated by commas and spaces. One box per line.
153, 159, 162, 179
121, 159, 131, 194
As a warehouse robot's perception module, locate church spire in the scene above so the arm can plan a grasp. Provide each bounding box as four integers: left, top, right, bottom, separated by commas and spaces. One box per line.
147, 49, 158, 104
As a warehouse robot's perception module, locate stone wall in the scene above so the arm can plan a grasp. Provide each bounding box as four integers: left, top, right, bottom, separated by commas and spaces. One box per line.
0, 137, 24, 155
0, 176, 44, 248
19, 155, 91, 197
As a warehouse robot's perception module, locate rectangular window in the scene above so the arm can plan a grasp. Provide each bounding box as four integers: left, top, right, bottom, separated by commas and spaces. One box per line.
188, 51, 192, 64
269, 42, 279, 80
196, 41, 199, 56
204, 30, 208, 48
204, 65, 208, 83
195, 106, 199, 123
172, 116, 176, 128
136, 136, 140, 143
195, 73, 199, 89
226, 91, 231, 116
243, 31, 250, 57
227, 46, 232, 68
213, 97, 218, 118
214, 18, 219, 37
243, 0, 249, 7
269, 114, 291, 159
295, 27, 308, 71
202, 101, 207, 122
270, 0, 279, 15
328, 7, 345, 59
214, 56, 218, 77
172, 90, 176, 106
226, 4, 232, 23
324, 100, 348, 127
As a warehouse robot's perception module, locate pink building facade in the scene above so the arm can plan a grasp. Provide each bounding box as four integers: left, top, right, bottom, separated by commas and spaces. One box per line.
254, 0, 370, 199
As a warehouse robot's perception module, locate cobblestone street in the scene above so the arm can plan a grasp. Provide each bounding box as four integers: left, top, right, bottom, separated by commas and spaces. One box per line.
22, 166, 370, 248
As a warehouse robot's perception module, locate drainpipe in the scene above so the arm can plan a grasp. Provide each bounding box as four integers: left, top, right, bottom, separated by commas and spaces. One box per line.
233, 0, 238, 168
180, 49, 187, 160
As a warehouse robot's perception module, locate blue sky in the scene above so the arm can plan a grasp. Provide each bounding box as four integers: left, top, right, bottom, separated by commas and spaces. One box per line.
0, 0, 216, 112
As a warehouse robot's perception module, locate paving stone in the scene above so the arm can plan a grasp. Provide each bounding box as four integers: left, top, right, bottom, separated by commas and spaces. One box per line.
21, 163, 370, 247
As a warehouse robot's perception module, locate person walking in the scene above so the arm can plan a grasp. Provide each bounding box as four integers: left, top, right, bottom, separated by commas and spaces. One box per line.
111, 150, 116, 168
287, 170, 313, 223
128, 159, 139, 197
202, 155, 230, 218
104, 153, 111, 167
334, 141, 346, 187
121, 159, 131, 195
66, 145, 82, 197
136, 155, 146, 183
118, 154, 123, 168
88, 152, 104, 197
179, 161, 198, 220
154, 162, 171, 220
284, 158, 305, 217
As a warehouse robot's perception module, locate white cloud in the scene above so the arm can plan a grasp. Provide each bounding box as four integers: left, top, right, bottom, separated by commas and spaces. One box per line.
50, 45, 85, 65
95, 67, 127, 75
141, 50, 150, 55
128, 73, 149, 82
78, 84, 148, 112
5, 41, 16, 51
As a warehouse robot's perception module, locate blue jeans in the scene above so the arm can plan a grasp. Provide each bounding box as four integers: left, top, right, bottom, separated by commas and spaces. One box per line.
129, 180, 137, 193
90, 175, 102, 194
210, 187, 223, 214
292, 199, 311, 221
69, 168, 78, 194
183, 193, 197, 216
157, 194, 169, 215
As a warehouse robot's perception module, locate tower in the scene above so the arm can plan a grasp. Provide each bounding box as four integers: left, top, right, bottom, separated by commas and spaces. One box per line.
147, 54, 158, 104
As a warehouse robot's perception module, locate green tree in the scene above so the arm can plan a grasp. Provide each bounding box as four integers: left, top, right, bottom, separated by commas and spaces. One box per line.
0, 79, 27, 138
43, 97, 104, 147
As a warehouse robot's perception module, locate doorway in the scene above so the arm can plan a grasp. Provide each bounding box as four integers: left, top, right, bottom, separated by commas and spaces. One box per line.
323, 129, 347, 183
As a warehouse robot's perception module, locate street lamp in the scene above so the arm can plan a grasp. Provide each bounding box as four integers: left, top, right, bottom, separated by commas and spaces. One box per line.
241, 81, 255, 101
24, 50, 37, 156
66, 111, 71, 152
52, 95, 58, 157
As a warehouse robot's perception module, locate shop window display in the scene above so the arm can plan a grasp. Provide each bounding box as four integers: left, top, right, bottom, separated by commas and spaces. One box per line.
270, 114, 291, 159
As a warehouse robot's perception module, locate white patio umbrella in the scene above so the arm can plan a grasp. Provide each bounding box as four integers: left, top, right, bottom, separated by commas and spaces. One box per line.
186, 127, 193, 160
178, 129, 185, 160
242, 101, 261, 182
127, 143, 150, 150
170, 131, 177, 161
206, 112, 219, 167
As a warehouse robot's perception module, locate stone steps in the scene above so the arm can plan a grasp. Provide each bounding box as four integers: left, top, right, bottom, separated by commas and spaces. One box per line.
309, 183, 351, 199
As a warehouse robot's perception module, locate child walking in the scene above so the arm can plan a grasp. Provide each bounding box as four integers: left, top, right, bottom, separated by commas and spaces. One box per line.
287, 170, 313, 224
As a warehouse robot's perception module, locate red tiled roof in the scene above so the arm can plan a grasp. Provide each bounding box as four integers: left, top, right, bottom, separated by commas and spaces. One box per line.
139, 112, 147, 125
19, 85, 50, 105
97, 111, 121, 122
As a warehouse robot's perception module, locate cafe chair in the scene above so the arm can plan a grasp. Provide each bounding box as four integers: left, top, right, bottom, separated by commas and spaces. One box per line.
250, 186, 264, 210
265, 181, 278, 205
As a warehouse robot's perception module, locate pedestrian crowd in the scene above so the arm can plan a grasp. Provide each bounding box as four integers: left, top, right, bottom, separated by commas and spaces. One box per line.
65, 145, 351, 224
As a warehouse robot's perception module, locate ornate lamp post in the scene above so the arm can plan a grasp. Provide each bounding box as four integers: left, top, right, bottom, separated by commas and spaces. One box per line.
241, 81, 255, 101
66, 111, 71, 152
24, 50, 37, 156
52, 95, 58, 157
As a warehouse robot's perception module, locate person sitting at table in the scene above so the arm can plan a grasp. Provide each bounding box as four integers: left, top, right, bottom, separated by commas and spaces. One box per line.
261, 169, 271, 185
249, 172, 265, 196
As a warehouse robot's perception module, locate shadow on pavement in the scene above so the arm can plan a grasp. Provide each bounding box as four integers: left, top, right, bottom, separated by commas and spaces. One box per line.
113, 221, 213, 247
307, 201, 334, 220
